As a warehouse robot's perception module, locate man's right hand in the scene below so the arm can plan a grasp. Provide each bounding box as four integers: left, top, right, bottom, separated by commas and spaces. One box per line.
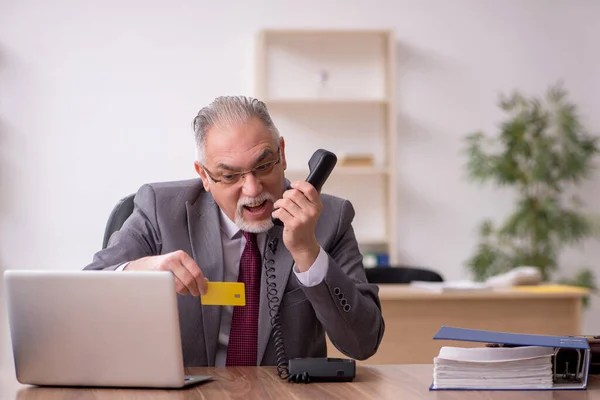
125, 250, 207, 296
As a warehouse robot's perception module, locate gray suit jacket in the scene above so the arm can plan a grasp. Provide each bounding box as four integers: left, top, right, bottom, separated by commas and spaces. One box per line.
84, 178, 385, 366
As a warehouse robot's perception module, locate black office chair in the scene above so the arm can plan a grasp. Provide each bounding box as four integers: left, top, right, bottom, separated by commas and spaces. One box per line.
365, 266, 444, 284
102, 194, 135, 249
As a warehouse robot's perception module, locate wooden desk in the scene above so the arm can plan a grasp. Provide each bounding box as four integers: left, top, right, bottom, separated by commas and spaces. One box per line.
327, 284, 587, 364
2, 365, 599, 399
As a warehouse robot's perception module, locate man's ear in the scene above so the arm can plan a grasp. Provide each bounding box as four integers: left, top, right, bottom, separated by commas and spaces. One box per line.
279, 136, 287, 171
194, 161, 211, 192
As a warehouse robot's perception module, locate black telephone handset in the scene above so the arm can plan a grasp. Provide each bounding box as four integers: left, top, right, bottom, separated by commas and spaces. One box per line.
272, 149, 337, 226
265, 149, 355, 384
304, 149, 338, 192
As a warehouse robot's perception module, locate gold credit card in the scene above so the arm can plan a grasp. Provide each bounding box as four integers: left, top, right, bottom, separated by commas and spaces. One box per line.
201, 282, 246, 306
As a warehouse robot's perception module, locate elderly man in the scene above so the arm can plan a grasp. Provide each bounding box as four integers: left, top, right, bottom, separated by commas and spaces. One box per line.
84, 96, 384, 368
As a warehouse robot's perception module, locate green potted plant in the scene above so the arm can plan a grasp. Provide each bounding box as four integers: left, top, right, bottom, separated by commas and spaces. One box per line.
464, 83, 599, 293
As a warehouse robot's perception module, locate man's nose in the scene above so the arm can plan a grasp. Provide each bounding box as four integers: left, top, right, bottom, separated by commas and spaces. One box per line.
241, 173, 263, 197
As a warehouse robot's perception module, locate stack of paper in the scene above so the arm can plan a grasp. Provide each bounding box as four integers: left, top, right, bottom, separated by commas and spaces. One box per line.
433, 346, 554, 389
410, 281, 491, 293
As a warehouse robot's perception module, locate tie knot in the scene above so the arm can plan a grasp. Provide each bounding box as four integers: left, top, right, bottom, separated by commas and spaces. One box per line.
242, 231, 257, 244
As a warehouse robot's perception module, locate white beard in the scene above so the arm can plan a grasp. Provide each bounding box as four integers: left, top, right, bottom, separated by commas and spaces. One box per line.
235, 192, 276, 233
235, 216, 274, 233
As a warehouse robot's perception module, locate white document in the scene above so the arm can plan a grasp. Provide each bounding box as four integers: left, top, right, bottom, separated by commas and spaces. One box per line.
410, 280, 490, 292
436, 346, 555, 363
433, 346, 554, 390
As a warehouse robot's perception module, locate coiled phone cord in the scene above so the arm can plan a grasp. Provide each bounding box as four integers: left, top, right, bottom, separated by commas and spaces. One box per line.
264, 236, 290, 380
264, 236, 315, 383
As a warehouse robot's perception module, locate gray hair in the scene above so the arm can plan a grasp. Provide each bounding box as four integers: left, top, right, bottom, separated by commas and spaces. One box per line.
192, 96, 280, 163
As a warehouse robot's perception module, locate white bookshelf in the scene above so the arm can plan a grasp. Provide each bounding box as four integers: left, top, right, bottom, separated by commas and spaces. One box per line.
255, 29, 398, 264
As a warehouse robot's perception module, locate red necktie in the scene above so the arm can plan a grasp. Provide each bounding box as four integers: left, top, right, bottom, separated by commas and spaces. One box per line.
226, 231, 261, 366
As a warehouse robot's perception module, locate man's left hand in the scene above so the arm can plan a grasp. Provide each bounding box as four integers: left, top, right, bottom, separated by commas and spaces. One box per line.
272, 181, 322, 272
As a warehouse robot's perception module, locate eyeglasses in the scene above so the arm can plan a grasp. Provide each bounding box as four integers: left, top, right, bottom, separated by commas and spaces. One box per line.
202, 148, 281, 185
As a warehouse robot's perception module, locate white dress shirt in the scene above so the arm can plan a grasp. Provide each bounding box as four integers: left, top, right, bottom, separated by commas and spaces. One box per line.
118, 209, 329, 366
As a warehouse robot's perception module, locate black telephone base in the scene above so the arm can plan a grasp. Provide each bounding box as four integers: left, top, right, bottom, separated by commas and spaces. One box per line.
287, 357, 356, 383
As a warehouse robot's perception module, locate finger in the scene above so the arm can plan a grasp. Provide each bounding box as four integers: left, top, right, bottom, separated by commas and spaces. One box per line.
283, 188, 314, 213
291, 181, 321, 203
272, 206, 294, 226
169, 260, 200, 296
177, 251, 207, 295
275, 197, 303, 220
172, 275, 191, 296
202, 277, 209, 294
275, 190, 310, 214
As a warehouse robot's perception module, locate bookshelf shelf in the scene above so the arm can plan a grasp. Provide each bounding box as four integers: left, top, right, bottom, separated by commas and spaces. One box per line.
286, 166, 389, 176
358, 238, 390, 247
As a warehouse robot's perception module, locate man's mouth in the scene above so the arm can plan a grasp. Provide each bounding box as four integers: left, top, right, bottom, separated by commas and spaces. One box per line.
243, 200, 268, 215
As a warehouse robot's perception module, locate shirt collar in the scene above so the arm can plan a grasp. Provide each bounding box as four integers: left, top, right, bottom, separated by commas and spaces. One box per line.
218, 208, 241, 240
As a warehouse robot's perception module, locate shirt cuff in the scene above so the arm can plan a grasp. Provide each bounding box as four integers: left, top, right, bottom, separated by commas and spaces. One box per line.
293, 247, 328, 287
115, 262, 130, 271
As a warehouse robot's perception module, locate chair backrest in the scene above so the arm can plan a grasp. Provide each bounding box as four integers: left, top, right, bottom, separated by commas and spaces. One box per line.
365, 266, 444, 284
102, 194, 135, 249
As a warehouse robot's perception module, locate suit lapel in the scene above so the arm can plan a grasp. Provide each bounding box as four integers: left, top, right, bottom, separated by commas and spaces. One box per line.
186, 192, 224, 366
257, 223, 294, 365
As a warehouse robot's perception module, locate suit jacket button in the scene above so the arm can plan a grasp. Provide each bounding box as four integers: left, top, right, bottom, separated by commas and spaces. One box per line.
340, 298, 348, 306
343, 304, 351, 312
333, 287, 341, 295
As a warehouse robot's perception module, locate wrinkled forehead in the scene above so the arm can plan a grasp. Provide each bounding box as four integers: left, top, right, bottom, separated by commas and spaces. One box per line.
204, 118, 278, 168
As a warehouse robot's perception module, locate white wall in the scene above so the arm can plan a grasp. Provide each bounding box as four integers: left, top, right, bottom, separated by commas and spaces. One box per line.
2, 0, 600, 365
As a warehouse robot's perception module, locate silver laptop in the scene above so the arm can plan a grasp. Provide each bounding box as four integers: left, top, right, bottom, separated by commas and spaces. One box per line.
4, 270, 212, 388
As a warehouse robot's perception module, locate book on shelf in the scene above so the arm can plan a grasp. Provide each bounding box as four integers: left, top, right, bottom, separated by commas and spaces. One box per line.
338, 153, 374, 167
430, 326, 591, 391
